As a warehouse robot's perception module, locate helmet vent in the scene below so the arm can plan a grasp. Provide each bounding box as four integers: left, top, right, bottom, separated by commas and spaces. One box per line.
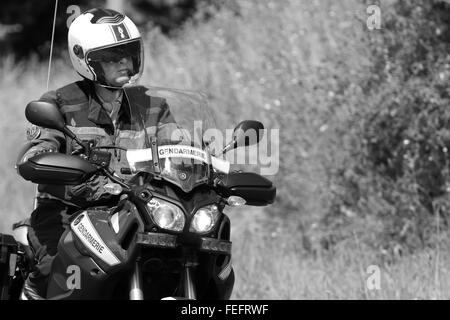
73, 45, 84, 59
96, 15, 125, 24
88, 8, 125, 24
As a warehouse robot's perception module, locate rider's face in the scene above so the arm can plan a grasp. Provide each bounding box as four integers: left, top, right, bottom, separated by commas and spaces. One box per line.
100, 56, 134, 87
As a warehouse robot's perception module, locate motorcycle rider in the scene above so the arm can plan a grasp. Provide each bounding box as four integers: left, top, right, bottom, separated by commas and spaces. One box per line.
16, 8, 178, 299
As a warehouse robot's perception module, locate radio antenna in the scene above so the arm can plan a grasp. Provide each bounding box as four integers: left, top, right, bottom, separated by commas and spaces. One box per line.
46, 0, 59, 90
33, 0, 59, 211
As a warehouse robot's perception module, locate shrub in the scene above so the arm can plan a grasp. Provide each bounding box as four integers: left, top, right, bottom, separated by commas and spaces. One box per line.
325, 0, 450, 255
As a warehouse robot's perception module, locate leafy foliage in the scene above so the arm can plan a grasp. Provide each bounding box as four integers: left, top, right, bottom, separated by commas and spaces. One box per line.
0, 0, 99, 58
327, 0, 450, 255
0, 0, 234, 59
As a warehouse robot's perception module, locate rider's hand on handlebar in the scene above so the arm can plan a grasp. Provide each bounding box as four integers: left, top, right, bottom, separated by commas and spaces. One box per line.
67, 174, 116, 205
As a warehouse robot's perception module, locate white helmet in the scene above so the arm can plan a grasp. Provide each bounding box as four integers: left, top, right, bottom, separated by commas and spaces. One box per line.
68, 8, 144, 88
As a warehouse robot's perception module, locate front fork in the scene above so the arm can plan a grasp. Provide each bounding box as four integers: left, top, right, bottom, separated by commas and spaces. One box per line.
182, 261, 197, 299
129, 261, 143, 300
128, 251, 199, 300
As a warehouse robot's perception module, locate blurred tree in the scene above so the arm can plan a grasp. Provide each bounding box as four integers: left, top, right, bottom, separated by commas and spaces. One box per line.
127, 0, 198, 33
333, 0, 450, 253
124, 0, 239, 33
0, 0, 102, 59
106, 0, 125, 12
0, 0, 235, 59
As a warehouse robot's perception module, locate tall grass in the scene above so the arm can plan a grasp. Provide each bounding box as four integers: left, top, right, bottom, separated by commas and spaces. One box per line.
229, 206, 450, 299
0, 56, 77, 232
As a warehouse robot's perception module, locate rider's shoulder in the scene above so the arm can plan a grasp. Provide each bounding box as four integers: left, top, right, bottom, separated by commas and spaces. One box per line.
38, 80, 90, 106
55, 80, 91, 102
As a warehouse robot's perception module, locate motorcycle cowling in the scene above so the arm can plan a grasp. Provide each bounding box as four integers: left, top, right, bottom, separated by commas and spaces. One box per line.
17, 153, 97, 185
220, 172, 276, 206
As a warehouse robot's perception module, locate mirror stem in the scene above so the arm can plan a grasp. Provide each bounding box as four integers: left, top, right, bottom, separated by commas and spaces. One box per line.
62, 126, 85, 149
220, 139, 237, 156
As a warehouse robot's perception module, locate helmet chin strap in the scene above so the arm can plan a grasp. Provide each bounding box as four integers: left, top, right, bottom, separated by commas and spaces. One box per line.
98, 83, 125, 91
97, 72, 138, 90
94, 83, 123, 102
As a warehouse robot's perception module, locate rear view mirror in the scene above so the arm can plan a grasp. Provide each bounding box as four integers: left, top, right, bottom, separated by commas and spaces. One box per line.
25, 101, 81, 144
221, 120, 264, 155
25, 101, 66, 132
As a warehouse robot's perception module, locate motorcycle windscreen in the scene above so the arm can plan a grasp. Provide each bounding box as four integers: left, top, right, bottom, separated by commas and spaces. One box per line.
123, 85, 225, 192
125, 143, 210, 193
159, 148, 209, 192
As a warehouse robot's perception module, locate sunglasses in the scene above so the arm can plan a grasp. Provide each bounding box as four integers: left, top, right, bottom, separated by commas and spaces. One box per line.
99, 53, 131, 63
89, 48, 134, 63
88, 41, 141, 63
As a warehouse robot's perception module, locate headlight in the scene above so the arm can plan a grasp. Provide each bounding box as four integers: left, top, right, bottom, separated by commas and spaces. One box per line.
147, 198, 185, 232
190, 205, 220, 234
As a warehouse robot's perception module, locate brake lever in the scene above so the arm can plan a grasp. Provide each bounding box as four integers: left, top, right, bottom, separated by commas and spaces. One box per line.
71, 140, 92, 158
101, 167, 131, 191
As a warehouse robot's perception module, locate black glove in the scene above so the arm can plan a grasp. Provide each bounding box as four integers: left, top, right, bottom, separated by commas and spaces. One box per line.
67, 174, 114, 205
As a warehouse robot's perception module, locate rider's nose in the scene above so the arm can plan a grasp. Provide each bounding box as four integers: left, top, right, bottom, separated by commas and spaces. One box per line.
118, 56, 130, 64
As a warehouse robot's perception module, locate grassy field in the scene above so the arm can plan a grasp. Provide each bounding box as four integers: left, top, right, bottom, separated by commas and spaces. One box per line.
1, 0, 449, 299
229, 206, 450, 300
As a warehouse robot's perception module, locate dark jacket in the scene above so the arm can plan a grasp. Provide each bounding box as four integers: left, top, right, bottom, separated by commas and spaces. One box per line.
20, 79, 177, 207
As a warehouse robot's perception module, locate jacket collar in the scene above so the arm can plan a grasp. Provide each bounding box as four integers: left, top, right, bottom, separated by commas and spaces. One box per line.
84, 81, 131, 134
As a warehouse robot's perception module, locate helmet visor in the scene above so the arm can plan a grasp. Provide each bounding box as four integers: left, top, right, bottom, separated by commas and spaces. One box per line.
86, 39, 143, 87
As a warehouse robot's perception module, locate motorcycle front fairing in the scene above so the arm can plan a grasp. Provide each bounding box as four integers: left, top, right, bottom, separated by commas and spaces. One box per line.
45, 85, 234, 300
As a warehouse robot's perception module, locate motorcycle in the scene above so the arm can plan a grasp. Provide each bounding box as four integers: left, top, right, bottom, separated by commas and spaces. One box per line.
0, 86, 276, 300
